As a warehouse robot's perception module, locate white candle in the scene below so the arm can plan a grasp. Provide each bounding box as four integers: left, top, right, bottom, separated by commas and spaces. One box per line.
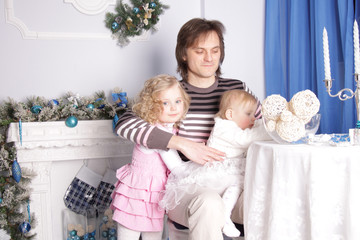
323, 27, 331, 80
354, 20, 360, 74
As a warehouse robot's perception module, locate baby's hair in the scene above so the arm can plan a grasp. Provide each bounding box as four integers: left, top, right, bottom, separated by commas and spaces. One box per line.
132, 74, 190, 125
216, 90, 257, 119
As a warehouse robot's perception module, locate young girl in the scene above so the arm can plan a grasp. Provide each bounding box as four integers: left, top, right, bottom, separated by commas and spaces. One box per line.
159, 89, 271, 238
110, 74, 190, 240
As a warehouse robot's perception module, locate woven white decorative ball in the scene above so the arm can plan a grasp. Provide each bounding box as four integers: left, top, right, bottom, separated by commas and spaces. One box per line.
68, 224, 75, 231
279, 110, 293, 122
276, 112, 306, 142
266, 119, 276, 132
87, 225, 95, 233
105, 208, 113, 217
289, 90, 320, 122
75, 224, 83, 231
77, 228, 85, 237
262, 94, 288, 121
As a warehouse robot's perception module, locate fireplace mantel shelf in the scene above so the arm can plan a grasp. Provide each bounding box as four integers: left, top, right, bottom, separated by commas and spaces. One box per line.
7, 119, 134, 162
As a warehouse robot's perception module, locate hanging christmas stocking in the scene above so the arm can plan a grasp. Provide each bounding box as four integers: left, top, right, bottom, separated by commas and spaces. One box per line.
63, 165, 102, 215
92, 168, 117, 212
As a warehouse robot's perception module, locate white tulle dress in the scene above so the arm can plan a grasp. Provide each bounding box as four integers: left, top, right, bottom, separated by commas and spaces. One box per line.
159, 117, 271, 211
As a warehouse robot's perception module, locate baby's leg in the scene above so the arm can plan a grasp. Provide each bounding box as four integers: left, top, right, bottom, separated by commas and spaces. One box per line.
117, 224, 141, 240
222, 184, 241, 237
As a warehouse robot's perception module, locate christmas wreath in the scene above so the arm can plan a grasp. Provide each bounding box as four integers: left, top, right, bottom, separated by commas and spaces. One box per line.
105, 0, 169, 46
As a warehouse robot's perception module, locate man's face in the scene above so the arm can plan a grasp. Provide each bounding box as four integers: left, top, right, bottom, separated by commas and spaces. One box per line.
184, 31, 221, 82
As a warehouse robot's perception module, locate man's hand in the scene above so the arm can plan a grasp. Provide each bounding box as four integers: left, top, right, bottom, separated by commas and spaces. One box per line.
168, 135, 225, 165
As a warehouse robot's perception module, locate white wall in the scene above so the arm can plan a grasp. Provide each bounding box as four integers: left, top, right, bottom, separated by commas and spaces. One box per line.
0, 0, 266, 103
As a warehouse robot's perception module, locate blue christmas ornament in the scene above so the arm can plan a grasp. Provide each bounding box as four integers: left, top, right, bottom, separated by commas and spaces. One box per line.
19, 221, 31, 234
89, 237, 95, 240
12, 159, 22, 183
149, 2, 156, 8
86, 104, 95, 110
30, 105, 42, 114
102, 230, 108, 238
109, 236, 117, 240
48, 99, 59, 107
74, 236, 80, 240
69, 230, 77, 236
65, 116, 78, 128
108, 228, 116, 236
356, 120, 360, 129
112, 22, 119, 30
133, 7, 140, 13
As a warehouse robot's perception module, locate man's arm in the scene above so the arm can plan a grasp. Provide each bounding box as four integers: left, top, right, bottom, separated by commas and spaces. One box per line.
167, 135, 225, 165
115, 110, 224, 163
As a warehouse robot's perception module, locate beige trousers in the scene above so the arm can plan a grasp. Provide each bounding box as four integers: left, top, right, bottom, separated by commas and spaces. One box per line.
167, 188, 244, 240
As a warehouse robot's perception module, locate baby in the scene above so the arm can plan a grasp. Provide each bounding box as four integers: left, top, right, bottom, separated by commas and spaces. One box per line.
160, 89, 271, 237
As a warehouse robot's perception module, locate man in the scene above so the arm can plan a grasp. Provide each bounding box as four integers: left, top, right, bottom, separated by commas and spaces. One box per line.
115, 18, 260, 240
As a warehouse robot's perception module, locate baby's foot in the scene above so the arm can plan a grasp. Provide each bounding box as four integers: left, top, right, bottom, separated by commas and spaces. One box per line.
222, 220, 241, 237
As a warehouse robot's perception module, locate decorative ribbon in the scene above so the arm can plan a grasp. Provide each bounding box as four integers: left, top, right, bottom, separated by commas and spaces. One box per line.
143, 3, 154, 25
125, 17, 135, 30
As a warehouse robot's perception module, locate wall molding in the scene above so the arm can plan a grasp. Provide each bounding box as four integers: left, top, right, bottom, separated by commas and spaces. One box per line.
4, 0, 151, 41
64, 0, 116, 15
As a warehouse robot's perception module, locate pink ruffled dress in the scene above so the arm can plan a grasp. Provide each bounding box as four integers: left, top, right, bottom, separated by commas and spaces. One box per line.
111, 125, 172, 232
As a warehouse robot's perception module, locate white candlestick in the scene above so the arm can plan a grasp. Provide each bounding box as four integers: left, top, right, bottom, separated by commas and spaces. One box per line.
354, 20, 360, 75
323, 27, 331, 80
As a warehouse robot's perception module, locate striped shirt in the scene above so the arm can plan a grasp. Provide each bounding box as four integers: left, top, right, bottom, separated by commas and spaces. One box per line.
115, 77, 261, 161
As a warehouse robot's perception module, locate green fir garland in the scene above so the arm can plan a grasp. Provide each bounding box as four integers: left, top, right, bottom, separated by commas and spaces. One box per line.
0, 113, 36, 239
105, 0, 169, 46
0, 90, 129, 239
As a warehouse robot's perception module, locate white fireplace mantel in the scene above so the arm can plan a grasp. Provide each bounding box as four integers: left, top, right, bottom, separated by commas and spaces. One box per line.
6, 120, 134, 240
7, 120, 134, 162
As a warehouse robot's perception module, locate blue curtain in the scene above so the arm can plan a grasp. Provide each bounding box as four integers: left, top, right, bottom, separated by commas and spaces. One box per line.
265, 0, 360, 134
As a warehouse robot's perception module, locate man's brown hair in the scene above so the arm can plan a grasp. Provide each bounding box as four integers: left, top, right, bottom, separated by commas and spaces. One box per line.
175, 18, 225, 81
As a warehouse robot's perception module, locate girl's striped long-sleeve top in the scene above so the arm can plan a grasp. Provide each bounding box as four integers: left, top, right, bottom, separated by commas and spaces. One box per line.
114, 77, 261, 161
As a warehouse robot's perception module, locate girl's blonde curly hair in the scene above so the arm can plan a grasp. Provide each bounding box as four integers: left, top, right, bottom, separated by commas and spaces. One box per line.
132, 74, 190, 125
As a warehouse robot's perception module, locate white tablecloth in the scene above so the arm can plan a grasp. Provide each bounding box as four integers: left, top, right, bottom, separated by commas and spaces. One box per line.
244, 140, 360, 240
